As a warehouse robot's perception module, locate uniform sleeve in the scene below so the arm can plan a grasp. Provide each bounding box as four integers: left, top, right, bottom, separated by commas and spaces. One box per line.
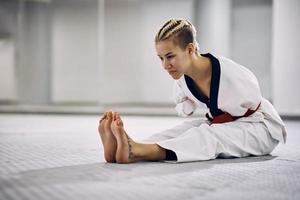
218, 58, 263, 116
173, 81, 196, 117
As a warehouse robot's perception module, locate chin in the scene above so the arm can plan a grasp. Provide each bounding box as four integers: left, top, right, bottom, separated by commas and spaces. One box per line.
171, 73, 182, 80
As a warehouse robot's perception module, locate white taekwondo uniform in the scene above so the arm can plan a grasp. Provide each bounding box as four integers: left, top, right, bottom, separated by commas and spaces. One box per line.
143, 53, 287, 163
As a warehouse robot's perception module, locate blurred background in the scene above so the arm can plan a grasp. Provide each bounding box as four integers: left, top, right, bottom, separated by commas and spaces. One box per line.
0, 0, 299, 116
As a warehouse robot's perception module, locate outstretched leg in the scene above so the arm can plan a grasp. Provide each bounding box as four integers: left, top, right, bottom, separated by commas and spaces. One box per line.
98, 111, 117, 163
110, 112, 166, 164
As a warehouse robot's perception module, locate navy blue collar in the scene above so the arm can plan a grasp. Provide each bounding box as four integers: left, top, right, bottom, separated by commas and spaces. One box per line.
184, 53, 224, 117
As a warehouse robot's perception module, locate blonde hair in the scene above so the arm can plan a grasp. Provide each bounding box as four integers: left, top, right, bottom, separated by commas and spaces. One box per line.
155, 18, 199, 54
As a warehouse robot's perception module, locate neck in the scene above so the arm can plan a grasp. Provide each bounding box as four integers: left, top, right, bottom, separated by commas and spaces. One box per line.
185, 54, 211, 83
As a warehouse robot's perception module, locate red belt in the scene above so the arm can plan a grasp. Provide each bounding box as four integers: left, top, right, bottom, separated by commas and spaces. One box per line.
208, 102, 261, 124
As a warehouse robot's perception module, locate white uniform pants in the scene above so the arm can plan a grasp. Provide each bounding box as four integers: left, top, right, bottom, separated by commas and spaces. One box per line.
142, 119, 279, 163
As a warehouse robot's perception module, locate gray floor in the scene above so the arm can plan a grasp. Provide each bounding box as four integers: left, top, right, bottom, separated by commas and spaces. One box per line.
0, 114, 299, 200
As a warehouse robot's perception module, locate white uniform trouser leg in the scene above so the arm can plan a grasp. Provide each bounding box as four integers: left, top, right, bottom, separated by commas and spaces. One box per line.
142, 119, 205, 143
143, 119, 279, 163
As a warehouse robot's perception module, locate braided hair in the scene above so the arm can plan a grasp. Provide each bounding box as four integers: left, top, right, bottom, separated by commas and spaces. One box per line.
155, 18, 199, 54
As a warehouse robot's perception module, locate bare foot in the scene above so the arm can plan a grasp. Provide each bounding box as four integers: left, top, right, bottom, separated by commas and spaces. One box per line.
110, 113, 167, 164
110, 112, 140, 164
98, 111, 117, 163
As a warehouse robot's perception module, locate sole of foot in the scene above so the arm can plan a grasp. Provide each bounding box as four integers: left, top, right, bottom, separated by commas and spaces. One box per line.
111, 113, 136, 164
98, 111, 117, 163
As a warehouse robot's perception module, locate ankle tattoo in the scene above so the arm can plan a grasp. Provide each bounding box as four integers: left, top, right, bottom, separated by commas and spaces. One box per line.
126, 135, 134, 161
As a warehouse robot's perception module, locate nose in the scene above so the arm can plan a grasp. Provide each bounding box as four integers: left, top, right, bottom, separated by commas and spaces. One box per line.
163, 59, 171, 70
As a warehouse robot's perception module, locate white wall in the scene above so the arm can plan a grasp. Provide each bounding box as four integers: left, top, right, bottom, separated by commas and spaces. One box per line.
18, 2, 51, 104
0, 38, 16, 102
51, 0, 99, 104
195, 0, 232, 57
100, 0, 194, 105
0, 1, 52, 104
272, 0, 300, 115
232, 0, 272, 100
140, 0, 194, 104
1, 0, 299, 116
0, 1, 18, 102
100, 0, 143, 104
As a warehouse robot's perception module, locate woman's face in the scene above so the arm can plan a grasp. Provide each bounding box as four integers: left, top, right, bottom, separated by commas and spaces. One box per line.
155, 39, 191, 80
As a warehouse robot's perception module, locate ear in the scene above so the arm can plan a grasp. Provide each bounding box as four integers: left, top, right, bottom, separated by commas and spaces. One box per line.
186, 43, 196, 55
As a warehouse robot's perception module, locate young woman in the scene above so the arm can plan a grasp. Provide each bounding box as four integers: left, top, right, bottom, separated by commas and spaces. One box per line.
98, 18, 286, 164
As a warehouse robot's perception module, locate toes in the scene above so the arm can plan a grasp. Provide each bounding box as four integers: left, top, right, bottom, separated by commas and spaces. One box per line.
116, 116, 123, 127
103, 112, 108, 119
99, 112, 108, 124
112, 112, 117, 121
116, 119, 121, 126
111, 117, 119, 131
99, 112, 109, 132
114, 113, 122, 125
107, 111, 113, 122
110, 112, 124, 129
111, 116, 117, 128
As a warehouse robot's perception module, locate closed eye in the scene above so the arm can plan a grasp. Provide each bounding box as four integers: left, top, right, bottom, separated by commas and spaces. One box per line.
157, 54, 175, 61
166, 55, 175, 60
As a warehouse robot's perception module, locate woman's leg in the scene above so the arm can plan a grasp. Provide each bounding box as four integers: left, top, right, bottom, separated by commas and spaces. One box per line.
156, 120, 279, 163
142, 118, 205, 143
98, 111, 186, 163
110, 112, 166, 163
100, 112, 278, 164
